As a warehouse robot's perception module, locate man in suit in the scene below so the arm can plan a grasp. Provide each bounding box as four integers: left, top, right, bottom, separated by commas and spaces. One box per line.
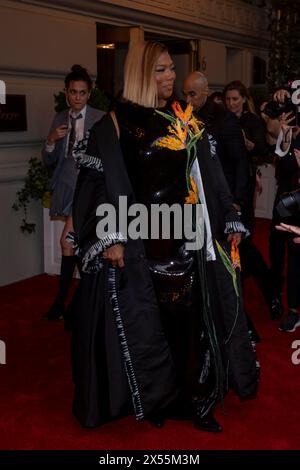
182, 72, 261, 339
182, 71, 281, 324
43, 65, 104, 321
182, 71, 250, 213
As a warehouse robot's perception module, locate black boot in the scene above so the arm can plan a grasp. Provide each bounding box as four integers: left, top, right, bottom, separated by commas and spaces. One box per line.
43, 255, 77, 320
63, 283, 80, 331
192, 400, 222, 433
194, 412, 223, 433
270, 294, 283, 320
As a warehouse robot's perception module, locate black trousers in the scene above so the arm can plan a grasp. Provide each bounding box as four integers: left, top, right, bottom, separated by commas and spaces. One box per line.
287, 239, 300, 309
269, 188, 300, 308
269, 192, 287, 295
157, 278, 214, 399
239, 237, 273, 303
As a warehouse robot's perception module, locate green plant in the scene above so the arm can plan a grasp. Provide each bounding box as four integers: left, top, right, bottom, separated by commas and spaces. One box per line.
12, 157, 51, 234
248, 84, 270, 111
268, 1, 300, 89
54, 87, 110, 113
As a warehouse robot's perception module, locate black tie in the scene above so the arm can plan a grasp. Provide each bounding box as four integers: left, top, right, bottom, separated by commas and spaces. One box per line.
67, 113, 82, 157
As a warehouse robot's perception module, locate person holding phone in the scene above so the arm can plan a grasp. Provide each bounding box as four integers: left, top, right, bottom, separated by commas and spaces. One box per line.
42, 64, 104, 322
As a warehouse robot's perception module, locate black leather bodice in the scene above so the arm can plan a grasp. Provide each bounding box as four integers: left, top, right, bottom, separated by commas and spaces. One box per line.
115, 100, 188, 207
115, 100, 194, 290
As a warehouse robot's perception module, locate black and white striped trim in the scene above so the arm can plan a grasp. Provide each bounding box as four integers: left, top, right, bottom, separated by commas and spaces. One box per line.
65, 231, 80, 256
207, 133, 217, 159
224, 221, 250, 238
81, 232, 127, 273
108, 267, 144, 420
86, 257, 104, 273
72, 130, 103, 172
74, 153, 103, 172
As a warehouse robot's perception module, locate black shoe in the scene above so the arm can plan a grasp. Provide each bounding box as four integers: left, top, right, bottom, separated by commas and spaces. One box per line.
147, 411, 165, 428
43, 302, 64, 321
270, 296, 283, 320
193, 412, 222, 433
279, 310, 300, 332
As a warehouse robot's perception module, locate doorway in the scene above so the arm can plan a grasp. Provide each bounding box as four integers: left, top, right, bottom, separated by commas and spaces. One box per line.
96, 23, 198, 100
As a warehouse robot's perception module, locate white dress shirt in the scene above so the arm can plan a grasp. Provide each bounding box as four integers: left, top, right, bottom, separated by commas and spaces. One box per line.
45, 105, 87, 156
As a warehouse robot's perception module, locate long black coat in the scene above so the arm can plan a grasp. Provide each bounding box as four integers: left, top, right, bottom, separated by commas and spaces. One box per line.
71, 114, 258, 427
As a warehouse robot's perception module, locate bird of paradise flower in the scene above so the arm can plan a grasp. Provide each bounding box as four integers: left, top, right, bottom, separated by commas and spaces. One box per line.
215, 239, 241, 297
216, 239, 242, 345
185, 175, 198, 204
152, 102, 204, 201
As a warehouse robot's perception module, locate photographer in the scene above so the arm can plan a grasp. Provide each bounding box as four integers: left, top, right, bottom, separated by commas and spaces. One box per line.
271, 86, 300, 332
273, 83, 300, 156
277, 223, 300, 244
259, 101, 281, 149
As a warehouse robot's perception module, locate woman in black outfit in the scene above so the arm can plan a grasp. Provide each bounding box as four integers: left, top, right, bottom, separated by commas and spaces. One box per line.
224, 81, 282, 320
69, 43, 258, 431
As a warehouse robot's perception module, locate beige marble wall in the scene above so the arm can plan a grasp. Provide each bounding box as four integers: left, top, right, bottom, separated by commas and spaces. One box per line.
0, 0, 269, 284
0, 1, 97, 285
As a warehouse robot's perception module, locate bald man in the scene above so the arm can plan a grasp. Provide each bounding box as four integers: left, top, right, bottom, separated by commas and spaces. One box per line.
183, 72, 264, 339
182, 71, 210, 111
183, 72, 281, 324
183, 71, 249, 216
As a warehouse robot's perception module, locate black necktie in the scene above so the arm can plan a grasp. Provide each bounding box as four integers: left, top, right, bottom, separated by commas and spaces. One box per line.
67, 113, 82, 157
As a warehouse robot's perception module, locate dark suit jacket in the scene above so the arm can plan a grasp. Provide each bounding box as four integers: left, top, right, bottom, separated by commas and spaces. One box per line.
42, 104, 104, 216
196, 100, 250, 208
42, 105, 104, 186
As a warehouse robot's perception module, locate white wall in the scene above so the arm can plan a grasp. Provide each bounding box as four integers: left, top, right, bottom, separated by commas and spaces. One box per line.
0, 1, 97, 285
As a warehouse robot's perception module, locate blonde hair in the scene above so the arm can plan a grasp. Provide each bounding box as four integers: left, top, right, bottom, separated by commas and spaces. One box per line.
123, 41, 168, 108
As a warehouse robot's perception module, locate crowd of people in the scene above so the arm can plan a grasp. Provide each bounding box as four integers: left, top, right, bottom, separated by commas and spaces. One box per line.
42, 40, 300, 431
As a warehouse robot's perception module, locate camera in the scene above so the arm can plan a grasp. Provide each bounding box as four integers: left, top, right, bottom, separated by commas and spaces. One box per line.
263, 97, 296, 120
276, 188, 300, 217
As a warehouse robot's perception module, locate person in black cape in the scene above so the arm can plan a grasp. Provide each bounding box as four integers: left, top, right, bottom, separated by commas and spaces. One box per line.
68, 41, 258, 432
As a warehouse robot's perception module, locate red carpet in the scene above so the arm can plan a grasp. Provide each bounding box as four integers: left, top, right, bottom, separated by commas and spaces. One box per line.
1, 219, 300, 450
